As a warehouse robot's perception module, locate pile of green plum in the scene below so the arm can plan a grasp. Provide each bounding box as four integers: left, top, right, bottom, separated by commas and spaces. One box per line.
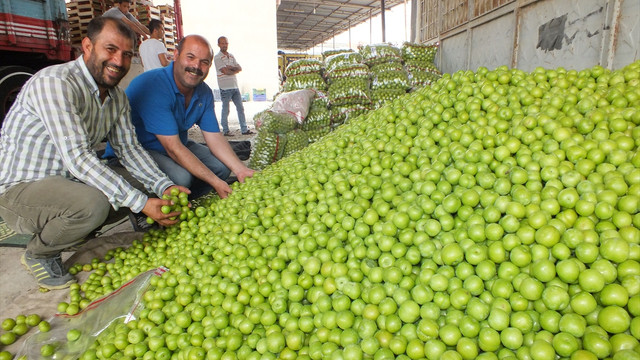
1, 314, 50, 359
58, 61, 639, 360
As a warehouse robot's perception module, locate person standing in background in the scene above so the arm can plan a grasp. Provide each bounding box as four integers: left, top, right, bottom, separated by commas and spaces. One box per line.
139, 19, 170, 71
214, 36, 253, 136
102, 0, 150, 38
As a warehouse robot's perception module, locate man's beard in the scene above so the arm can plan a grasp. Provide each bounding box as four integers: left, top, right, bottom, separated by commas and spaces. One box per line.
87, 55, 126, 89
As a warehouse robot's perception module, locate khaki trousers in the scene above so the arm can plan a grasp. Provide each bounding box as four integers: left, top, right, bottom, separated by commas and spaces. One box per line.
0, 177, 111, 257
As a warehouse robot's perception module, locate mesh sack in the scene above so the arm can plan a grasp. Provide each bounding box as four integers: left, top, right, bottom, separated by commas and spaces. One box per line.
401, 41, 438, 62
302, 99, 331, 131
369, 62, 404, 74
328, 78, 371, 106
282, 129, 310, 158
330, 103, 371, 125
322, 49, 354, 61
326, 63, 370, 83
372, 89, 407, 108
284, 58, 323, 77
283, 73, 327, 92
360, 44, 402, 66
305, 126, 332, 144
253, 110, 298, 134
248, 131, 287, 170
371, 70, 410, 90
325, 52, 364, 72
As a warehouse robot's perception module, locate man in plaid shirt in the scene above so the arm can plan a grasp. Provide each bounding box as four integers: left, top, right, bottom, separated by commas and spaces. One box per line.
0, 17, 187, 290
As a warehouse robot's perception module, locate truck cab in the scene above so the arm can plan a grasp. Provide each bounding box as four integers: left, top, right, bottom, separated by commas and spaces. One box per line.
0, 0, 74, 125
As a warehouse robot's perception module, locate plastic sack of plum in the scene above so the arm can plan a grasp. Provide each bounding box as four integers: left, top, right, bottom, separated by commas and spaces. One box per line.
15, 267, 167, 359
271, 88, 317, 123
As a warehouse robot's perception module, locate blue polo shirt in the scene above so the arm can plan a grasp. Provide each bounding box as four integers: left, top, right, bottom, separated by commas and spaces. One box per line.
126, 62, 219, 155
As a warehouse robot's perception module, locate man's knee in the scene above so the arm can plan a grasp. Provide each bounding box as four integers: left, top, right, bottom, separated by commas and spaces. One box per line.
167, 169, 195, 189
78, 188, 111, 229
218, 167, 231, 181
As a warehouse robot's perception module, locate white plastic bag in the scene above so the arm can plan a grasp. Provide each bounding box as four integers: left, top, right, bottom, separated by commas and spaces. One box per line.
271, 89, 316, 123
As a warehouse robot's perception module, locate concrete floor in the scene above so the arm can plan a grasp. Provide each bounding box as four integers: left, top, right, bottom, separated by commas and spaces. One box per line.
0, 100, 272, 355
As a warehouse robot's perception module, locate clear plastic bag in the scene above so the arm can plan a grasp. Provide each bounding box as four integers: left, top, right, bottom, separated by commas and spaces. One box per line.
271, 89, 316, 123
16, 267, 167, 359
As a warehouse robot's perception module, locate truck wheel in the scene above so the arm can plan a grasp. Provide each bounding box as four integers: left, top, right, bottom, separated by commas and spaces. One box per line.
0, 66, 34, 128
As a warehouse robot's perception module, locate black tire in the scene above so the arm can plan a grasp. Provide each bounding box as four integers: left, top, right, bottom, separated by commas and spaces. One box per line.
0, 66, 34, 128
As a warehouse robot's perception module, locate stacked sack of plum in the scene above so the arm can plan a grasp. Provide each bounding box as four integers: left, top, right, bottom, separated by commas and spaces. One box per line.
283, 59, 326, 93
402, 41, 442, 91
361, 43, 411, 108
324, 51, 373, 126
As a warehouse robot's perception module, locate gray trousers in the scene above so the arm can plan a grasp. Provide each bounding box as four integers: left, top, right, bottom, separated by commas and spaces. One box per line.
0, 177, 111, 257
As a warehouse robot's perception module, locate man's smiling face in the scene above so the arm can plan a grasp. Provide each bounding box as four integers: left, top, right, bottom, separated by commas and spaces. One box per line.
173, 36, 213, 92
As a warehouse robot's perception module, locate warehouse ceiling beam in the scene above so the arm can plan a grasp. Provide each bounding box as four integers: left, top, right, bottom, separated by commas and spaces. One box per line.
277, 0, 405, 51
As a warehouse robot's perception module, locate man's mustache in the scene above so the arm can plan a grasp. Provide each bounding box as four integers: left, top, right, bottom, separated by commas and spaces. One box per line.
185, 67, 204, 76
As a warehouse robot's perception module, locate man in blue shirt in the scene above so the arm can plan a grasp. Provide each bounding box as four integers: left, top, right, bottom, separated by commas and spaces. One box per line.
126, 35, 255, 198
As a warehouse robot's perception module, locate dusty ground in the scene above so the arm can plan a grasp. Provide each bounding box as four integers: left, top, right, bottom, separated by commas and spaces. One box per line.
0, 100, 272, 355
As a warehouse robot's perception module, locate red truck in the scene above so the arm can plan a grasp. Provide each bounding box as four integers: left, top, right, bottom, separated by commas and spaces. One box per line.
0, 0, 74, 125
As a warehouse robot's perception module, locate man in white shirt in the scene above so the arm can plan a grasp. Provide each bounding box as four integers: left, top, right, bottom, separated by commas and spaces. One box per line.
213, 36, 253, 136
102, 0, 149, 38
139, 19, 170, 71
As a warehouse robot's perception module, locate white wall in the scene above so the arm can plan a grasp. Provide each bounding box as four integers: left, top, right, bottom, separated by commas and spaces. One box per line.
179, 0, 279, 100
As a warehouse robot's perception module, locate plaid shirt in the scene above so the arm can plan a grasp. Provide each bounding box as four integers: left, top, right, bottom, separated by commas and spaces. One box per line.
0, 56, 173, 213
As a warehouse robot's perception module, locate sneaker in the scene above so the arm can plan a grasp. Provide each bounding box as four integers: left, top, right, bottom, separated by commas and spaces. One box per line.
242, 130, 255, 135
223, 132, 234, 137
129, 212, 155, 232
21, 252, 76, 290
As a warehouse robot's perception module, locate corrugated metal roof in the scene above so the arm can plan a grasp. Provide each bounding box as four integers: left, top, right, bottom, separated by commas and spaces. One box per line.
277, 0, 406, 51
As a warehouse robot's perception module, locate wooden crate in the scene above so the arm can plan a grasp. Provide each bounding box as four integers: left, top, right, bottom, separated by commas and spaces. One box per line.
419, 0, 439, 42
441, 0, 468, 33
473, 0, 514, 17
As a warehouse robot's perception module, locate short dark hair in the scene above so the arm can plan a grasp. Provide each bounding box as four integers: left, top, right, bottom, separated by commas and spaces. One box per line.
115, 0, 130, 3
148, 19, 163, 33
88, 16, 136, 45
